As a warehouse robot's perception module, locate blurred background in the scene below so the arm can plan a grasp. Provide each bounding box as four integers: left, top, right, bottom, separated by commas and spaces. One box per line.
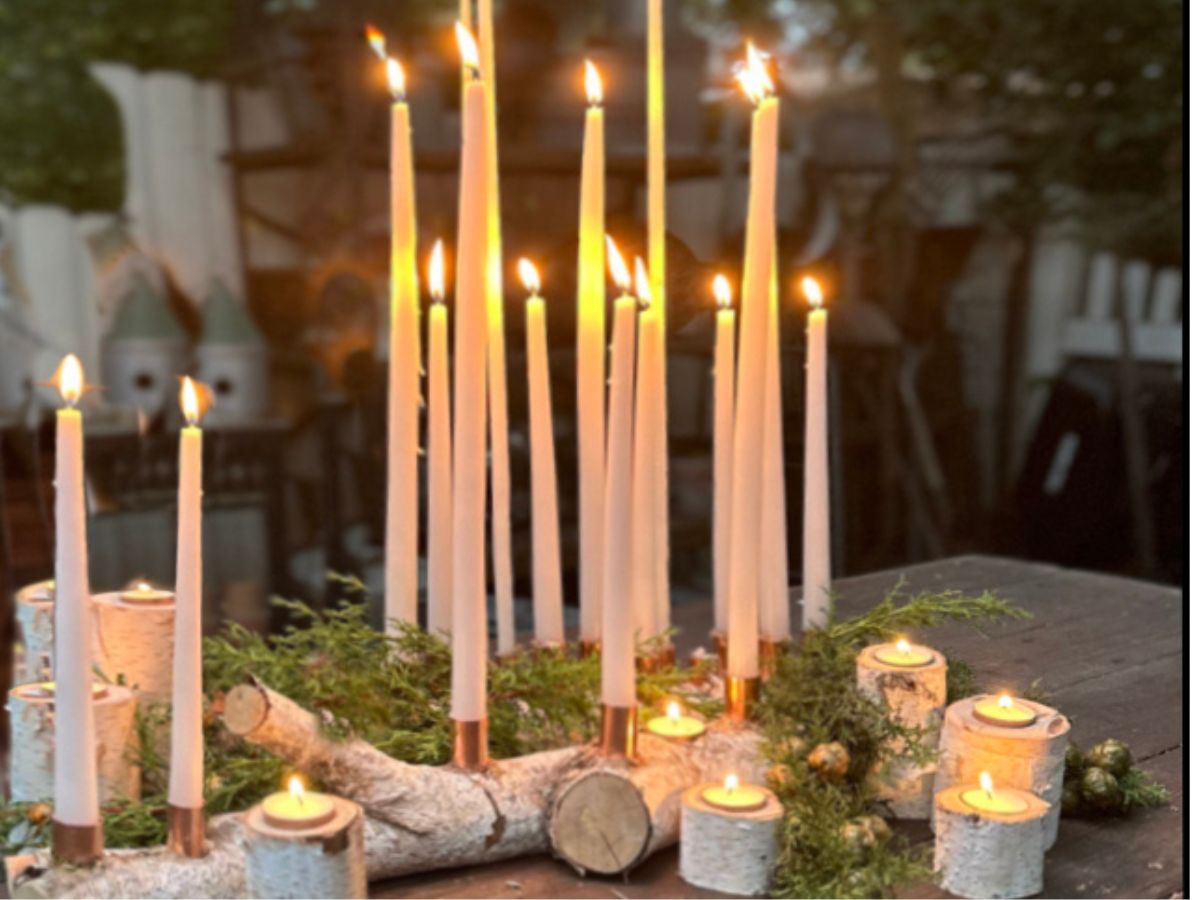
0, 0, 1183, 637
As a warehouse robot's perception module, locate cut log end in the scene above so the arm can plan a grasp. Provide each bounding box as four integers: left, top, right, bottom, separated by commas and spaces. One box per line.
223, 682, 270, 737
551, 770, 651, 875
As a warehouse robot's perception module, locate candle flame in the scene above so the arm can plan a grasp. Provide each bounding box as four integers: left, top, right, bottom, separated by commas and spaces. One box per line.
455, 21, 480, 74
667, 701, 681, 721
517, 258, 541, 295
979, 771, 994, 796
724, 773, 739, 793
896, 638, 911, 655
801, 275, 824, 309
584, 59, 603, 105
137, 581, 151, 592
605, 235, 631, 293
386, 57, 406, 101
998, 693, 1013, 709
289, 776, 306, 805
429, 240, 446, 302
180, 376, 206, 426
735, 42, 774, 105
634, 256, 652, 308
712, 274, 733, 309
364, 23, 386, 60
54, 354, 84, 407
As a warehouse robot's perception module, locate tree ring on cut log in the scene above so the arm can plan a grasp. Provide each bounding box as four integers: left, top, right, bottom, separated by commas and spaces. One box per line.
552, 771, 651, 874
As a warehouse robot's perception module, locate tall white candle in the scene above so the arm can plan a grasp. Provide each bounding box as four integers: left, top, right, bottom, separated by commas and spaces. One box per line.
50, 354, 99, 830
759, 252, 790, 641
601, 237, 637, 708
383, 52, 421, 632
520, 259, 565, 646
631, 258, 660, 645
577, 61, 606, 645
450, 23, 489, 724
711, 275, 735, 636
169, 376, 206, 811
478, 0, 514, 656
426, 241, 453, 637
801, 276, 831, 629
727, 46, 778, 680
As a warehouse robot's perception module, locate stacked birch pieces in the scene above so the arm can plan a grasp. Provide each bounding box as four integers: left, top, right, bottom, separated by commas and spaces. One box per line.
934, 786, 1050, 899
5, 680, 768, 899
679, 783, 783, 895
7, 683, 139, 803
14, 581, 55, 684
93, 590, 176, 707
935, 696, 1070, 849
856, 643, 947, 817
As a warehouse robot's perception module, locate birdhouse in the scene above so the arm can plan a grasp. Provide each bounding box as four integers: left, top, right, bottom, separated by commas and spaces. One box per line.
101, 272, 189, 416
196, 279, 268, 426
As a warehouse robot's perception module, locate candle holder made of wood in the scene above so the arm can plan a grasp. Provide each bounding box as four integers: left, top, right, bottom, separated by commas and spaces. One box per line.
934, 784, 1049, 899
243, 795, 365, 899
680, 782, 783, 895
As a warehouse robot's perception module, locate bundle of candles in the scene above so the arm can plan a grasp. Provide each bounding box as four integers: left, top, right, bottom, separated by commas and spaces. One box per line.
25, 1, 830, 877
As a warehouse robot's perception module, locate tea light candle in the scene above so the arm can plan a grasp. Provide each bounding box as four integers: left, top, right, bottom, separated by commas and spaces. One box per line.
119, 580, 174, 604
244, 777, 366, 899
934, 777, 1049, 900
972, 692, 1037, 728
936, 695, 1070, 850
856, 640, 946, 817
681, 778, 783, 895
644, 701, 706, 742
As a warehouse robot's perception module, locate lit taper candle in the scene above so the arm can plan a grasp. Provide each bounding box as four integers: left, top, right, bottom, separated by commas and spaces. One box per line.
576, 60, 606, 650
168, 376, 210, 857
49, 354, 102, 865
450, 22, 489, 770
725, 44, 778, 717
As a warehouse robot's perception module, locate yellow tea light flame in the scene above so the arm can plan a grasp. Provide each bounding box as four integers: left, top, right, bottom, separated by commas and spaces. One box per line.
518, 258, 541, 296
666, 701, 681, 721
584, 59, 603, 106
289, 775, 305, 805
605, 235, 631, 293
455, 21, 480, 74
713, 274, 733, 309
724, 773, 739, 793
429, 239, 446, 302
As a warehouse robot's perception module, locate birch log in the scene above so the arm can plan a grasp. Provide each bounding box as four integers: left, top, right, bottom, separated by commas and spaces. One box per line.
933, 786, 1048, 899
14, 582, 54, 685
6, 684, 139, 803
934, 696, 1069, 850
94, 592, 175, 707
679, 783, 782, 895
856, 644, 946, 818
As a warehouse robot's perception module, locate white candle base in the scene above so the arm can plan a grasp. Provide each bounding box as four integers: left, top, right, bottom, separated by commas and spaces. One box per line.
244, 795, 366, 899
935, 696, 1070, 849
933, 785, 1049, 899
856, 644, 947, 819
679, 782, 782, 896
94, 591, 175, 708
7, 683, 139, 803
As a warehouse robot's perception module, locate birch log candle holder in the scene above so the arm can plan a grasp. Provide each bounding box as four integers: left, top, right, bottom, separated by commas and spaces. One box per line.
94, 588, 176, 707
243, 783, 366, 899
935, 694, 1070, 849
7, 682, 139, 803
679, 779, 782, 895
14, 581, 55, 684
933, 778, 1050, 899
856, 640, 947, 818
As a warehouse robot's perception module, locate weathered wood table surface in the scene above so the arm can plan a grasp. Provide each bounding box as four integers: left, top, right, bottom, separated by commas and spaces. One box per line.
376, 556, 1183, 899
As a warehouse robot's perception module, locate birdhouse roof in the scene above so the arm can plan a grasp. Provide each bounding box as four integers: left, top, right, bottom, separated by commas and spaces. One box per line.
201, 280, 264, 346
108, 273, 187, 341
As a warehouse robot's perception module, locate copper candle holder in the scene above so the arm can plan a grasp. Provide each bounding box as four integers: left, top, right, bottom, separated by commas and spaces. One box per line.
167, 804, 208, 857
710, 630, 728, 670
599, 704, 638, 758
759, 639, 787, 680
52, 819, 103, 867
452, 718, 488, 770
724, 675, 760, 721
577, 639, 600, 659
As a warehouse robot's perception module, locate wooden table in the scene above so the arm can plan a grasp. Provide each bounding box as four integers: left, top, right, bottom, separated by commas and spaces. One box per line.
377, 556, 1183, 899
